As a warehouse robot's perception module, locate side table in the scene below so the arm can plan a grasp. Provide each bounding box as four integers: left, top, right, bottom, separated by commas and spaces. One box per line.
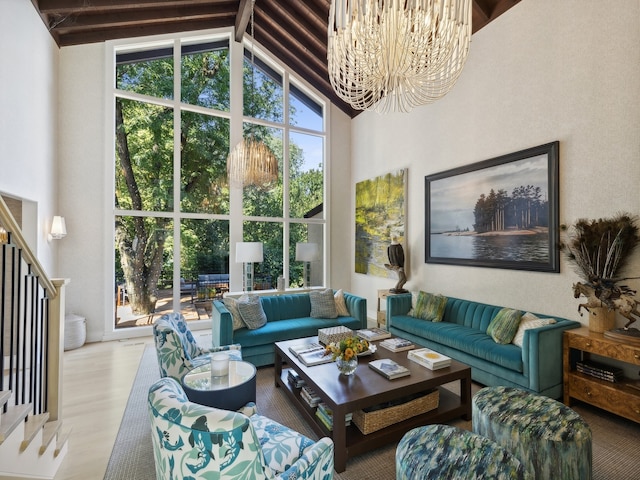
377, 289, 403, 327
182, 360, 257, 411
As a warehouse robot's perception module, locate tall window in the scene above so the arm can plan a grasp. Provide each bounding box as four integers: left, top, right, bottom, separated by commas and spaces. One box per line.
112, 33, 326, 328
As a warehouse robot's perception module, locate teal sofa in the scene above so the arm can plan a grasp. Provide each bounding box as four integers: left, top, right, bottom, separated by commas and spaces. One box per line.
212, 292, 367, 367
387, 294, 580, 399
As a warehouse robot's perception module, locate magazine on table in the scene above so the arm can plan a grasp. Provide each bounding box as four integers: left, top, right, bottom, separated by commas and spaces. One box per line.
408, 348, 451, 370
289, 341, 324, 358
379, 337, 415, 352
368, 358, 410, 380
299, 348, 333, 367
356, 327, 392, 341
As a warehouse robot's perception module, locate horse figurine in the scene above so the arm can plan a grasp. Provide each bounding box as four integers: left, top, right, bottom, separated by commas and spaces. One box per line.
573, 282, 640, 329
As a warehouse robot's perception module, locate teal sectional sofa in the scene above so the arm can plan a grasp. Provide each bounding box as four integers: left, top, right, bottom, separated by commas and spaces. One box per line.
212, 292, 367, 367
387, 293, 580, 399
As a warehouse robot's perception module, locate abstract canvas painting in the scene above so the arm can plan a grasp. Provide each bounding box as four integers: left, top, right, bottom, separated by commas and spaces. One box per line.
355, 168, 407, 277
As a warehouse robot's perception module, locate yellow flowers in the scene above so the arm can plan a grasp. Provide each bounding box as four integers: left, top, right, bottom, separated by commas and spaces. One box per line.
325, 337, 369, 361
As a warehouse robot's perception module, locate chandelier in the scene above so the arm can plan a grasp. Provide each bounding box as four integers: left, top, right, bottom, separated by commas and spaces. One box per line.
226, 0, 278, 189
327, 0, 472, 113
227, 137, 278, 189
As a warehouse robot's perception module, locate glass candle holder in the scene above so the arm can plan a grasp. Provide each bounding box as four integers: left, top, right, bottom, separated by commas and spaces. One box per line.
210, 353, 230, 377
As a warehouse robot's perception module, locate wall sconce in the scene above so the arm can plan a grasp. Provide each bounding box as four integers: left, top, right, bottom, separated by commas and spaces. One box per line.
236, 242, 263, 292
296, 243, 319, 288
48, 216, 67, 241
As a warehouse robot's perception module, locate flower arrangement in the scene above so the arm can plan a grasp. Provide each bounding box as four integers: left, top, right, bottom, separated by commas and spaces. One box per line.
325, 336, 370, 361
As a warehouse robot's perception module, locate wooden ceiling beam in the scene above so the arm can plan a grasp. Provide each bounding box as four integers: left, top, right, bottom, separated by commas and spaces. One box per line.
51, 7, 234, 32
256, 3, 326, 60
234, 0, 252, 43
37, 0, 225, 14
56, 18, 231, 46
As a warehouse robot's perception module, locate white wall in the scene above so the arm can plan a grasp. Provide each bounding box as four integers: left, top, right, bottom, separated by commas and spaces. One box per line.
0, 0, 60, 274
58, 43, 106, 341
350, 0, 640, 327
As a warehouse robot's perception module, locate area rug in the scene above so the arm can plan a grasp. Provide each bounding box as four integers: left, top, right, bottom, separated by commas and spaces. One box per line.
104, 346, 640, 479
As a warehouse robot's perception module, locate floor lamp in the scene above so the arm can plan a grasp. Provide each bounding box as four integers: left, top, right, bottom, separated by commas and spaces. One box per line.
296, 243, 319, 288
236, 242, 263, 292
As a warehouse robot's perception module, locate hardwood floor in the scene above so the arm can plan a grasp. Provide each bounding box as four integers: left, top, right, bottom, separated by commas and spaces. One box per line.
54, 337, 154, 480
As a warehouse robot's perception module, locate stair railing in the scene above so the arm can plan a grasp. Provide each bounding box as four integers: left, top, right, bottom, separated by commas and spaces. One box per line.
0, 196, 67, 422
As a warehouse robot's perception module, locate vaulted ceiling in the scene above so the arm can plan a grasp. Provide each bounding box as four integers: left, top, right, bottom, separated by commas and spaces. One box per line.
33, 0, 521, 117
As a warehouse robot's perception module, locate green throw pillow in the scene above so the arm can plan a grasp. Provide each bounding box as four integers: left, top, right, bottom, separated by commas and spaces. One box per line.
413, 291, 448, 322
487, 308, 523, 344
309, 288, 338, 319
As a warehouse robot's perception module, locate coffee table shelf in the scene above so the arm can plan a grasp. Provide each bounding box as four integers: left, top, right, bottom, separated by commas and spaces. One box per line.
275, 337, 471, 473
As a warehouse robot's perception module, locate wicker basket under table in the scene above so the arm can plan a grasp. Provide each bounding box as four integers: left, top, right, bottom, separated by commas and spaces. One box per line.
352, 389, 439, 435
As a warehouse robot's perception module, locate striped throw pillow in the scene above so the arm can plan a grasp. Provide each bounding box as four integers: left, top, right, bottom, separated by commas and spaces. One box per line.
487, 308, 522, 344
413, 291, 448, 322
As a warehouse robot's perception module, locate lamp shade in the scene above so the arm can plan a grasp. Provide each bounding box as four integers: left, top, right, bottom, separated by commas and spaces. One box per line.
295, 243, 319, 262
51, 216, 67, 239
236, 242, 263, 263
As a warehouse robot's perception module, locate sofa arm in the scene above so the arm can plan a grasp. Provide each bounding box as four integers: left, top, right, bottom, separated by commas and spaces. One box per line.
522, 319, 580, 393
278, 437, 334, 480
211, 300, 234, 347
386, 293, 412, 327
343, 292, 367, 329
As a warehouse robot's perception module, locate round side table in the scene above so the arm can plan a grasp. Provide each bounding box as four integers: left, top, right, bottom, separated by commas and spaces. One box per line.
181, 360, 257, 411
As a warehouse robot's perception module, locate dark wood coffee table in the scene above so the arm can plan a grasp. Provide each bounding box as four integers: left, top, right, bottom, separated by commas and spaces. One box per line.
274, 337, 472, 473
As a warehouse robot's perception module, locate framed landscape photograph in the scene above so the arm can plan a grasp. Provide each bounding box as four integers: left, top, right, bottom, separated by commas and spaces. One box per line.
425, 141, 560, 272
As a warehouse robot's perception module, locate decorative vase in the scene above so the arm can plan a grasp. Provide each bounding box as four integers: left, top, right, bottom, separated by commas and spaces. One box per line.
336, 357, 358, 376
588, 307, 616, 333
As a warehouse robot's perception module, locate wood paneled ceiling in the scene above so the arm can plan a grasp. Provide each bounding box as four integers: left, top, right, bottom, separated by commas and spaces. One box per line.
33, 0, 521, 117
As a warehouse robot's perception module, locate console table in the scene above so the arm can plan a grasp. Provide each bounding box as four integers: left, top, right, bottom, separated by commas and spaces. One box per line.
563, 326, 640, 423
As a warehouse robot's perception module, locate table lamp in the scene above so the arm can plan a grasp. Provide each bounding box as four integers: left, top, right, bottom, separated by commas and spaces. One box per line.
295, 242, 319, 288
236, 242, 263, 291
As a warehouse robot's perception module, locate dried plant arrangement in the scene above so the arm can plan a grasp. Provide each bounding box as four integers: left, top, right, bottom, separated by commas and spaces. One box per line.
562, 213, 640, 330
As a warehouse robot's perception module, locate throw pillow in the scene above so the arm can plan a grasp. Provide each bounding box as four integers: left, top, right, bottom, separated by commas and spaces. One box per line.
334, 289, 350, 316
309, 288, 338, 319
223, 297, 246, 331
236, 294, 267, 330
407, 291, 419, 316
512, 312, 557, 347
413, 291, 448, 322
487, 308, 523, 344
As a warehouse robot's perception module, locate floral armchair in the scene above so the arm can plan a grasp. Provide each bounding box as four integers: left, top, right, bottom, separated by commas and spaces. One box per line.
148, 377, 335, 480
153, 312, 242, 381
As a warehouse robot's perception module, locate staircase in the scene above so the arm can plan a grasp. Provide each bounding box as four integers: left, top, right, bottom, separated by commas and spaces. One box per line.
1, 196, 70, 479
0, 390, 72, 479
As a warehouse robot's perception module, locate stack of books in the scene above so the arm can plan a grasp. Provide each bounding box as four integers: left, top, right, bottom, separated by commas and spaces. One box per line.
408, 348, 451, 370
577, 360, 624, 383
368, 358, 411, 379
356, 327, 392, 341
379, 337, 415, 352
300, 385, 321, 407
315, 402, 352, 431
287, 369, 305, 389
